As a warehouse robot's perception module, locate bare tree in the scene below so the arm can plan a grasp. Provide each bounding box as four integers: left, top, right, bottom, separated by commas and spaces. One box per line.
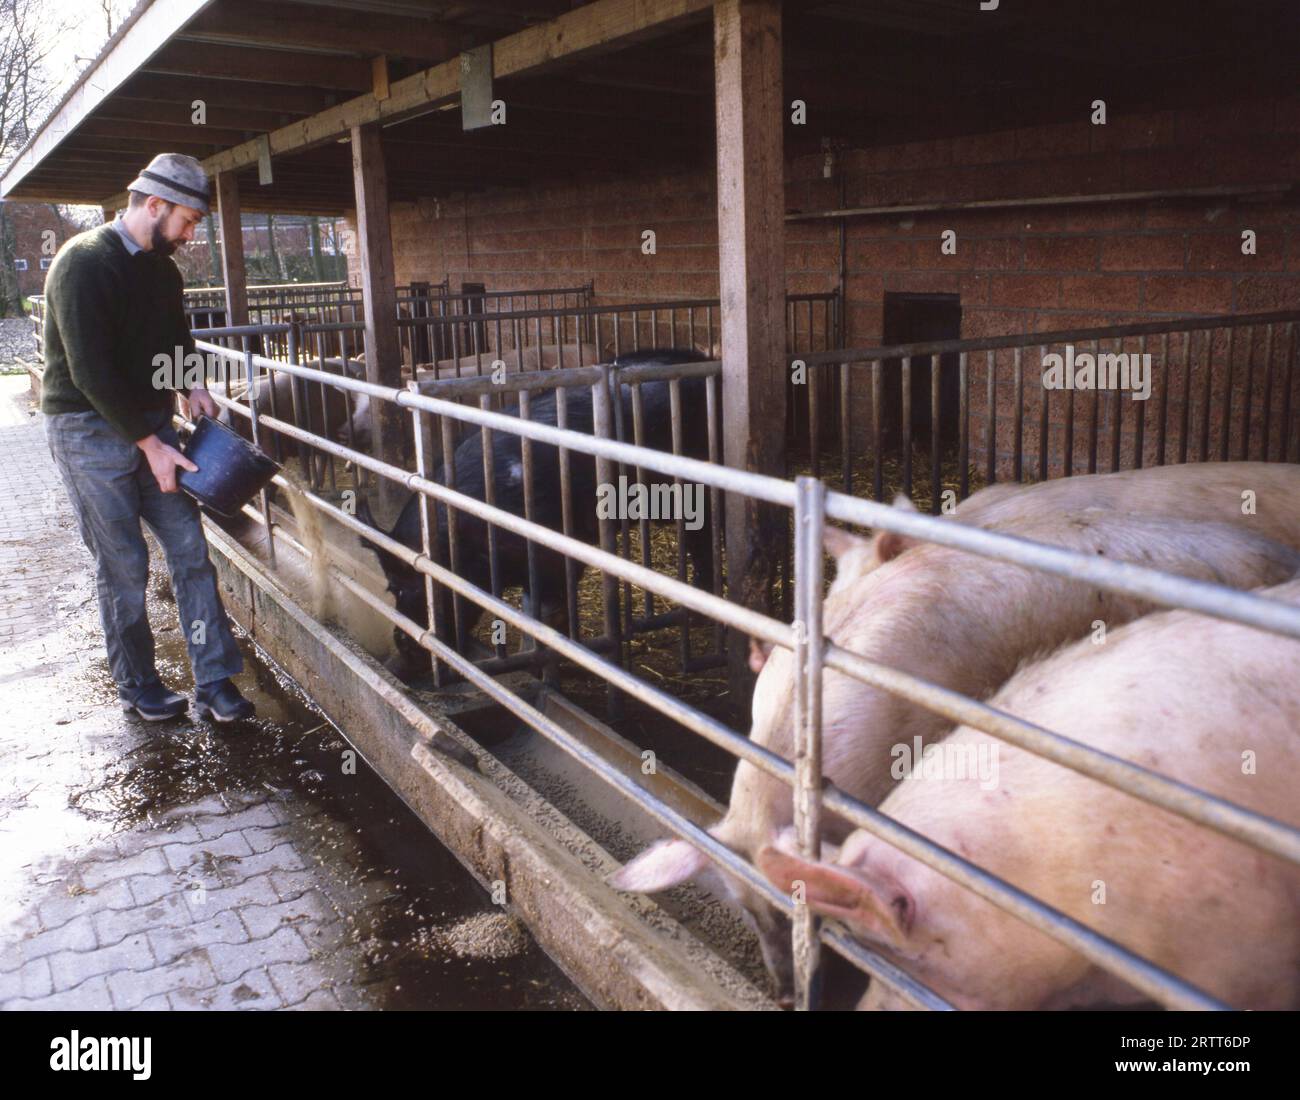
0, 0, 73, 315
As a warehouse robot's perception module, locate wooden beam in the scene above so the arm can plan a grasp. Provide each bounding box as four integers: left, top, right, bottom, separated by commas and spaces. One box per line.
350, 121, 408, 517
94, 98, 302, 134
186, 0, 714, 180
215, 171, 249, 327
75, 117, 252, 147
714, 0, 787, 705
181, 0, 459, 63
116, 72, 339, 116
372, 56, 391, 101
142, 41, 372, 91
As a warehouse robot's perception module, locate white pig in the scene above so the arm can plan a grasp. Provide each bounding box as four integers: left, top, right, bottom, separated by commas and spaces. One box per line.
758, 578, 1300, 1010
610, 506, 1300, 1000
855, 461, 1300, 577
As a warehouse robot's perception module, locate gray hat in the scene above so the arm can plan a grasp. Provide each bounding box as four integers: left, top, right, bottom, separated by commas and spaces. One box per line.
127, 153, 211, 215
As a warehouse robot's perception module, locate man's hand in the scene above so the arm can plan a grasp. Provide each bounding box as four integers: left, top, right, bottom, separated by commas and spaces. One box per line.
136, 434, 197, 493
182, 386, 219, 421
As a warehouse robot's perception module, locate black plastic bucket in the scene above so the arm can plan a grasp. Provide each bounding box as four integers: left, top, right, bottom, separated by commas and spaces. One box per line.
178, 415, 281, 518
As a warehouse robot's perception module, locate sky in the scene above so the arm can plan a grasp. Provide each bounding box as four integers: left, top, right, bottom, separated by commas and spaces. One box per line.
40, 0, 133, 101
23, 1, 138, 212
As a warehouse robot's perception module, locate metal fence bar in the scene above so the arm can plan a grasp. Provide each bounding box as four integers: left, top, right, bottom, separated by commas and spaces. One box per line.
193, 332, 1300, 1012
246, 428, 1244, 1011
791, 476, 826, 1010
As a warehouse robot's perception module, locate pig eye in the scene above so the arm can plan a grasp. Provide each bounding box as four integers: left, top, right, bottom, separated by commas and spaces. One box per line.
890, 892, 914, 932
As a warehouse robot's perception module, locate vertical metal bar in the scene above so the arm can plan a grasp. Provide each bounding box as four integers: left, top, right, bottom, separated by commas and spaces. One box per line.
706, 374, 724, 650
1219, 326, 1236, 462
440, 414, 467, 653
1199, 328, 1215, 462
519, 388, 544, 669
840, 359, 852, 495
902, 355, 913, 499
930, 354, 941, 512
1260, 325, 1275, 461
958, 351, 969, 498
1178, 330, 1192, 465
872, 360, 884, 501
791, 475, 825, 1012
592, 367, 623, 718
986, 349, 996, 484
1241, 325, 1256, 461
1109, 340, 1123, 473
1155, 332, 1170, 466
669, 378, 691, 673
1037, 344, 1049, 482
478, 392, 504, 658
608, 366, 632, 647
629, 385, 654, 623
1133, 334, 1147, 469
1013, 346, 1024, 482
408, 394, 444, 687
1062, 346, 1074, 478
556, 388, 579, 643
245, 338, 275, 569
1282, 324, 1297, 463
809, 353, 821, 477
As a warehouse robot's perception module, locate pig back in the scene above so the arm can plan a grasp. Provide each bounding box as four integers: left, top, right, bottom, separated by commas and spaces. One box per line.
954, 462, 1300, 552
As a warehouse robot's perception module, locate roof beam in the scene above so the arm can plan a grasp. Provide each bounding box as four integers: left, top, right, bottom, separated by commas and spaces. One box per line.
116, 71, 339, 115
75, 117, 254, 146
102, 0, 715, 207
141, 41, 372, 90
96, 97, 304, 133
180, 0, 461, 62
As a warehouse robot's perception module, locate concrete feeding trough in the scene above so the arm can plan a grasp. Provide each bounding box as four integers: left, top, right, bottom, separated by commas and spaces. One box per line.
200, 513, 777, 1011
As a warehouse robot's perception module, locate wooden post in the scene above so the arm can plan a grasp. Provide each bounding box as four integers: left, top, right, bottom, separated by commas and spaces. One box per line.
214, 170, 248, 327
350, 121, 408, 518
714, 0, 787, 705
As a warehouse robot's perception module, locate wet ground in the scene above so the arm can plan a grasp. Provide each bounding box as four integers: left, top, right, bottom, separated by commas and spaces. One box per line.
0, 374, 587, 1010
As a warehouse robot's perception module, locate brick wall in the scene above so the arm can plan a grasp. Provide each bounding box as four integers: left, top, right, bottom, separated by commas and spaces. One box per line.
344, 94, 1300, 481
6, 202, 80, 298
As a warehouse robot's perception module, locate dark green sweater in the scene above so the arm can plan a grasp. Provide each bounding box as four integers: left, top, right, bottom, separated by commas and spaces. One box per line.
40, 222, 196, 443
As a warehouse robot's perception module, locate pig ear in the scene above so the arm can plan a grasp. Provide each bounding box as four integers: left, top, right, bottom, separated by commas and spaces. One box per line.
748, 637, 774, 674
756, 847, 915, 948
824, 525, 878, 591
872, 495, 921, 564
608, 838, 709, 893
823, 525, 872, 560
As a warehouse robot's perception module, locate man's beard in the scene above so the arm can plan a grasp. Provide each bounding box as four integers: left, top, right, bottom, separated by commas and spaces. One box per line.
151, 221, 181, 256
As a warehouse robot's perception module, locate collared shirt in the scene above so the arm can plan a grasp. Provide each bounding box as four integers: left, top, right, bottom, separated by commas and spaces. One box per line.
112, 215, 144, 256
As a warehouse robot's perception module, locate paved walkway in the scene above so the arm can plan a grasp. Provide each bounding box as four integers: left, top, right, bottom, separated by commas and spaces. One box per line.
0, 374, 582, 1011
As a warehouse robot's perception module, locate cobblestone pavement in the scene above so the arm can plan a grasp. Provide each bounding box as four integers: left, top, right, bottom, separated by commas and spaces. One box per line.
0, 375, 584, 1011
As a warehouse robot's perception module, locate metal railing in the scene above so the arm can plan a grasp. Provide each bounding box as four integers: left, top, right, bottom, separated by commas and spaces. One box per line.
189, 330, 1300, 1013
182, 278, 596, 335
201, 319, 727, 681
793, 309, 1300, 511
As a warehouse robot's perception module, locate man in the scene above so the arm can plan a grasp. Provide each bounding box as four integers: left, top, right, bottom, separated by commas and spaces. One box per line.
41, 153, 255, 724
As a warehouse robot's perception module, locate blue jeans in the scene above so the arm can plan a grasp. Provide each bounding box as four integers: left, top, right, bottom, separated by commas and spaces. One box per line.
43, 410, 243, 702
